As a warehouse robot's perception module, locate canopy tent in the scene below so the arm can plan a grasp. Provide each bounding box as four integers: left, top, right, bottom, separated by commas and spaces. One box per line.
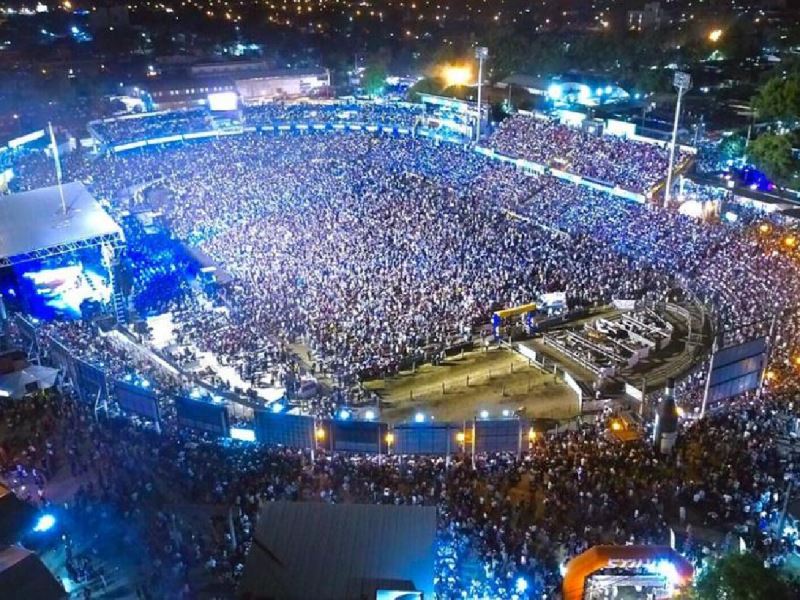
0, 364, 58, 399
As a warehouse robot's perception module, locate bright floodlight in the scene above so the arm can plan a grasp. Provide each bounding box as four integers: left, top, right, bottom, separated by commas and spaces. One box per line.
271, 402, 284, 413
339, 408, 351, 420
364, 409, 376, 421
547, 83, 563, 100
475, 46, 489, 60
207, 91, 239, 111
414, 412, 425, 423
479, 410, 489, 419
515, 577, 529, 593
654, 559, 682, 586
441, 64, 472, 88
708, 29, 723, 43
33, 513, 56, 533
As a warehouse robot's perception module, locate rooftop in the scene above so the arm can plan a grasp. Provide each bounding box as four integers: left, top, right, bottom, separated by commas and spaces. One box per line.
240, 502, 436, 600
0, 182, 124, 266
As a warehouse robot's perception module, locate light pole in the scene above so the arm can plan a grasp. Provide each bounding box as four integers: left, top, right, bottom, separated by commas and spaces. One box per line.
664, 71, 691, 207
475, 46, 489, 143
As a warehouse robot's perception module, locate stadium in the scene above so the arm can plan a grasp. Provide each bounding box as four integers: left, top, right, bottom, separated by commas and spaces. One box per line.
1, 98, 798, 599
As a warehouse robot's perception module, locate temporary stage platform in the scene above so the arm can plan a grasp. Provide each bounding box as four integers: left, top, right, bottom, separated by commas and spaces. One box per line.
0, 181, 124, 268
0, 182, 127, 323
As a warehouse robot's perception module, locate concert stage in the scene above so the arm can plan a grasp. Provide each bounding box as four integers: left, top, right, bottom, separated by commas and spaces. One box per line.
0, 182, 126, 321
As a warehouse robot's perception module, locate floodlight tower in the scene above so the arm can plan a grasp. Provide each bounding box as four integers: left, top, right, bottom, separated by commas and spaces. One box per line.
664, 71, 691, 207
475, 46, 489, 142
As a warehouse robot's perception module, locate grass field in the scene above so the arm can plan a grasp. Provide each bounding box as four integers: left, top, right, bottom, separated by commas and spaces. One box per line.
364, 347, 580, 424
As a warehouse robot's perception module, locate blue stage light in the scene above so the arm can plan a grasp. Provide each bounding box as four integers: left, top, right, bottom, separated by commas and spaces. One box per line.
339, 409, 351, 420
271, 402, 284, 413
515, 577, 528, 593
414, 412, 425, 423
364, 409, 376, 421
33, 513, 56, 533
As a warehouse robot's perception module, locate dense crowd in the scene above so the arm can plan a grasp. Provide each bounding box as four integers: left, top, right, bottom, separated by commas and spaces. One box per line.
88, 101, 424, 147
4, 106, 800, 598
487, 114, 691, 193
2, 389, 798, 599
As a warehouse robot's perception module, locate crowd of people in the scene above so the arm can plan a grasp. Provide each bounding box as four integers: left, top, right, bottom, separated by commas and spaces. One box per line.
88, 101, 425, 147
3, 104, 800, 598
2, 388, 798, 599
487, 114, 691, 193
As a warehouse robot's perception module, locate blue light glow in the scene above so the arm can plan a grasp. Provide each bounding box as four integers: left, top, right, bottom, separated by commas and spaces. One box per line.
339, 408, 351, 420
414, 412, 426, 423
653, 559, 681, 586
515, 577, 529, 593
547, 84, 563, 100
33, 513, 56, 533
364, 409, 376, 420
271, 402, 284, 413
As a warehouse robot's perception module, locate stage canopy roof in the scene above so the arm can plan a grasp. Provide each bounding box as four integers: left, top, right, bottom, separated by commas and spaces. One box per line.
240, 501, 436, 600
0, 181, 124, 267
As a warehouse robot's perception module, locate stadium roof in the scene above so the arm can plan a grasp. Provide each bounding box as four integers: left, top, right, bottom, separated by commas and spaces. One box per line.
240, 502, 436, 600
0, 181, 124, 267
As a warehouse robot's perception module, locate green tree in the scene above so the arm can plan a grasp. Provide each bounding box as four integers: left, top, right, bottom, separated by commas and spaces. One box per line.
753, 74, 800, 121
361, 63, 388, 97
749, 133, 796, 182
685, 553, 794, 600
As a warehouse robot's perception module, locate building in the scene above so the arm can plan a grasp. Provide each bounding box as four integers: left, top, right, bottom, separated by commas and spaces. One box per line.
143, 65, 331, 110
627, 2, 663, 31
240, 502, 436, 600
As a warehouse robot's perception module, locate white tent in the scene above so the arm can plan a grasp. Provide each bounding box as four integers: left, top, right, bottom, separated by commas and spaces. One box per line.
0, 365, 58, 399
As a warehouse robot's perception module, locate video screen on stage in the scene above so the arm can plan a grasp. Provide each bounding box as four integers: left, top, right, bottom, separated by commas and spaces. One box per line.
208, 92, 239, 112
0, 249, 111, 320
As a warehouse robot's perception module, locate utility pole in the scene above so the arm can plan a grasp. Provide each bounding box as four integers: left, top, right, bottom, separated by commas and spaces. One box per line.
475, 47, 489, 143
48, 122, 66, 216
664, 71, 691, 207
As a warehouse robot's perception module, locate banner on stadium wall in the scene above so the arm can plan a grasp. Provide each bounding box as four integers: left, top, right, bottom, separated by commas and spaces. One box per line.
74, 359, 107, 402
331, 420, 388, 454
254, 411, 315, 449
48, 338, 78, 389
392, 423, 462, 455
176, 397, 230, 437
707, 337, 767, 404
474, 419, 524, 453
113, 379, 160, 421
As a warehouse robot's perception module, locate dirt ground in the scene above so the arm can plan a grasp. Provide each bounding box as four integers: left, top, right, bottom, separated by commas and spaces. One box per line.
364, 347, 580, 424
